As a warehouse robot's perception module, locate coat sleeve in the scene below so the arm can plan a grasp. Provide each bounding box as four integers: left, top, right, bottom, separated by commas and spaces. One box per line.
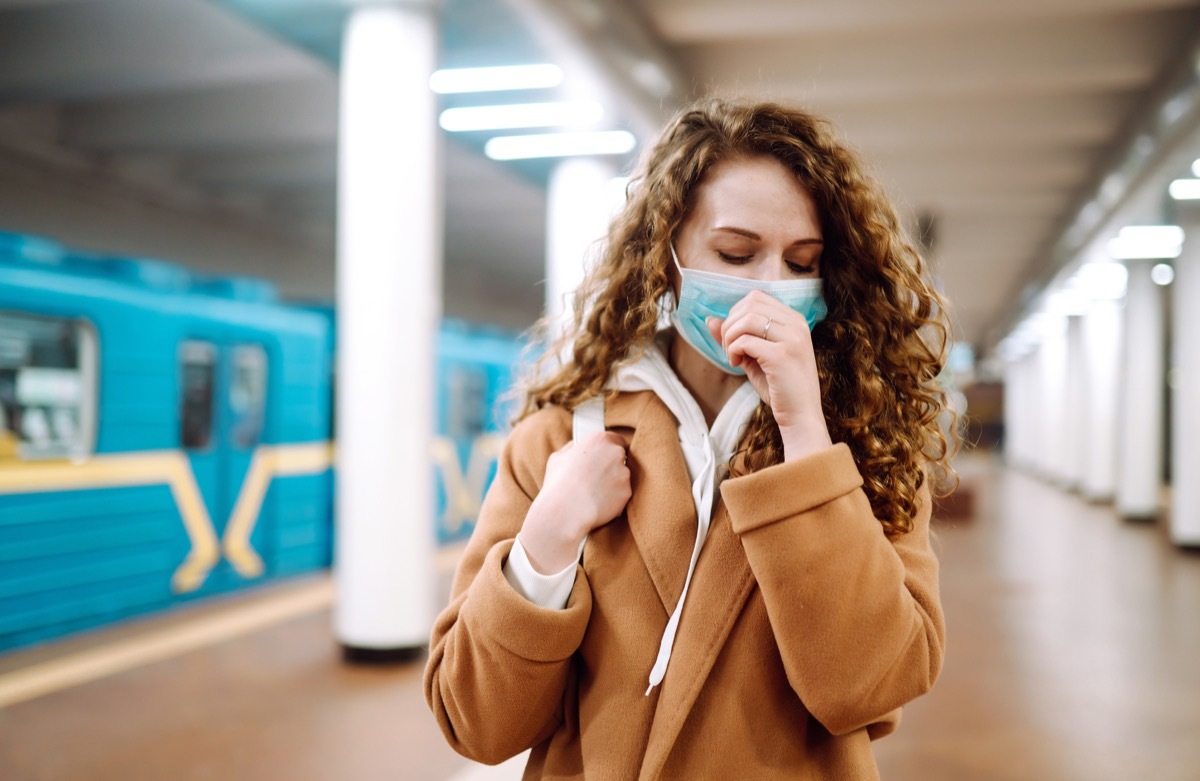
720, 442, 945, 737
423, 408, 592, 764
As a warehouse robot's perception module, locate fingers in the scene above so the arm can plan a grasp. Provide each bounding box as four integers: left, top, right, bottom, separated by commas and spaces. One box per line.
722, 291, 794, 343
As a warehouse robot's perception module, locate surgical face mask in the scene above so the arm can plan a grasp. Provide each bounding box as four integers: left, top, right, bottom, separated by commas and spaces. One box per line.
668, 245, 828, 375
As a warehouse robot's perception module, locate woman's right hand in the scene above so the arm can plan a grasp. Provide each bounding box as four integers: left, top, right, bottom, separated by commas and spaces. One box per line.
518, 431, 631, 575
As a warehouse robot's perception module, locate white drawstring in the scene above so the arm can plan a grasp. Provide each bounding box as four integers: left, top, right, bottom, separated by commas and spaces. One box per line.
645, 437, 715, 694
613, 339, 760, 696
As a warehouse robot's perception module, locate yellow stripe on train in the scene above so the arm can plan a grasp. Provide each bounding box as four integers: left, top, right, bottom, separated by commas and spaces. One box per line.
0, 443, 333, 593
0, 436, 503, 593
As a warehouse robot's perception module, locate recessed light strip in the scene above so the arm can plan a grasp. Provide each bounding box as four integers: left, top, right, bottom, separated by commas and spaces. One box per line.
1169, 178, 1200, 200
429, 64, 563, 94
1107, 225, 1184, 260
485, 130, 637, 161
439, 101, 603, 132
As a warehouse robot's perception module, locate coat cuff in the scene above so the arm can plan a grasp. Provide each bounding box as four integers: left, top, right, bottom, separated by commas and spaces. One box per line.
467, 539, 591, 662
503, 535, 577, 609
722, 443, 864, 536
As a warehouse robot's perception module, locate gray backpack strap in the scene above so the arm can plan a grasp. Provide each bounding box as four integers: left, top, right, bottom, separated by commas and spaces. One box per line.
570, 396, 606, 562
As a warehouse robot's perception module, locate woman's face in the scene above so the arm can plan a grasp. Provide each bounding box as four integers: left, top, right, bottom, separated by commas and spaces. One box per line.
673, 155, 823, 284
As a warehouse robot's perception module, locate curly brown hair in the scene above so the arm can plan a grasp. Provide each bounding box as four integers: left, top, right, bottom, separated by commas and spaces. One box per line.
518, 98, 955, 537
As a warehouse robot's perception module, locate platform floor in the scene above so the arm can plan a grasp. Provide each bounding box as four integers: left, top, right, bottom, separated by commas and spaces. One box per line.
1, 453, 1198, 780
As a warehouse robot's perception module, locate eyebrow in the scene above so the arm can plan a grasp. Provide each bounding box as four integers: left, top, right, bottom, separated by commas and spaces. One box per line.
712, 226, 824, 246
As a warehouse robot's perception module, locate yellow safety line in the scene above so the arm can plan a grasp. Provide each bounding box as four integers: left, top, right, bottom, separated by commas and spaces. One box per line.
0, 577, 333, 708
221, 442, 335, 578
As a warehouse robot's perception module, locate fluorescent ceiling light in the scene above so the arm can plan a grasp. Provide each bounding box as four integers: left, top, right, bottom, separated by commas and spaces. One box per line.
1151, 263, 1175, 286
429, 64, 563, 94
1107, 224, 1184, 260
1107, 239, 1182, 260
1117, 225, 1183, 243
1046, 289, 1088, 317
439, 101, 603, 132
1067, 261, 1127, 301
1170, 178, 1200, 200
485, 130, 637, 161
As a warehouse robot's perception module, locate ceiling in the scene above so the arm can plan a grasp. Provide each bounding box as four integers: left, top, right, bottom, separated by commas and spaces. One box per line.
0, 0, 1197, 346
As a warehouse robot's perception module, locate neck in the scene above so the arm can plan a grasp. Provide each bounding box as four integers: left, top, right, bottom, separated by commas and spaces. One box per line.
667, 332, 746, 427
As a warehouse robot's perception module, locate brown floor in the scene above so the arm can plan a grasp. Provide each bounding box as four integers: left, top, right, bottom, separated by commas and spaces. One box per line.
1, 453, 1198, 780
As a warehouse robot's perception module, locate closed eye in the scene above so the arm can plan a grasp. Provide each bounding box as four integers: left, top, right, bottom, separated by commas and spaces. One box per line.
717, 251, 753, 264
786, 262, 817, 275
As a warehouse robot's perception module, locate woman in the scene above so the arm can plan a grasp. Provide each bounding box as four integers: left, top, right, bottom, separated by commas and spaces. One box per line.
425, 99, 952, 780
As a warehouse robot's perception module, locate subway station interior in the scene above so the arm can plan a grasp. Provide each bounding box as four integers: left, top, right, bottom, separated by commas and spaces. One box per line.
2, 0, 1200, 779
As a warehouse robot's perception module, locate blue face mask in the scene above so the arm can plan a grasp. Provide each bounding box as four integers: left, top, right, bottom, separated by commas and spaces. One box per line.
668, 245, 828, 375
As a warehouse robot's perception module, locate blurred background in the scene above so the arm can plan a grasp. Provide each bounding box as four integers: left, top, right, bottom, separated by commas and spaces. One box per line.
1, 0, 1199, 779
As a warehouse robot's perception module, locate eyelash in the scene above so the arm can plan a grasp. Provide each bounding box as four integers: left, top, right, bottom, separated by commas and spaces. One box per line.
717, 252, 816, 275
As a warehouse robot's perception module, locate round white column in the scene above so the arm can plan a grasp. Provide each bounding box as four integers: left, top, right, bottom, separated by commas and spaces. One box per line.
334, 4, 441, 656
1003, 357, 1022, 467
1004, 350, 1036, 471
1037, 318, 1070, 484
1116, 260, 1165, 519
1013, 353, 1032, 469
1081, 298, 1122, 501
1019, 350, 1042, 470
1173, 220, 1200, 544
545, 158, 619, 326
1063, 314, 1087, 491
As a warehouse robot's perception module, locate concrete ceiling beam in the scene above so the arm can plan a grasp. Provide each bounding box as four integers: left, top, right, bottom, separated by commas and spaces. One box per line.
61, 77, 338, 153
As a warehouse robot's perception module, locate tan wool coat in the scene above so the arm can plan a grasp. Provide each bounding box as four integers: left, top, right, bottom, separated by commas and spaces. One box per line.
424, 390, 945, 780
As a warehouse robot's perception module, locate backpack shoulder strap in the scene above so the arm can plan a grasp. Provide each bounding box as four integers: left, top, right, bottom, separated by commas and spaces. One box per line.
569, 396, 606, 563
572, 396, 606, 442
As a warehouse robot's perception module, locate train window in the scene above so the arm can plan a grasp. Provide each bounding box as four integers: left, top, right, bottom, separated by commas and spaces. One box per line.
0, 311, 98, 461
179, 341, 216, 450
229, 345, 266, 448
446, 364, 487, 439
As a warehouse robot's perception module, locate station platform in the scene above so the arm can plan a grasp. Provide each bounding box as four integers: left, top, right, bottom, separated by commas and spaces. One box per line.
0, 452, 1197, 781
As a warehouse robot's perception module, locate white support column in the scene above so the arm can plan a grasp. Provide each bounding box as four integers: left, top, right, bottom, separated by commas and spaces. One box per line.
1081, 298, 1122, 501
1173, 217, 1200, 544
1019, 350, 1042, 470
545, 158, 619, 326
1005, 349, 1037, 471
1116, 260, 1165, 519
1063, 314, 1087, 491
1003, 357, 1022, 467
1037, 318, 1070, 484
1012, 352, 1031, 469
334, 5, 441, 656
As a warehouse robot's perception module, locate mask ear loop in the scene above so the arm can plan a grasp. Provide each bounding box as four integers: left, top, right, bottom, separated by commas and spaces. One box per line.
659, 245, 683, 322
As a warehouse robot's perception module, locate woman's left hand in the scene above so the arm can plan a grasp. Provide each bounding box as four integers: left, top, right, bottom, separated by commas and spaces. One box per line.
707, 289, 833, 460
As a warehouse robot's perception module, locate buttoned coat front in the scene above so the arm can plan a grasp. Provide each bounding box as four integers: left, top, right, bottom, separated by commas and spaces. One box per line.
424, 390, 944, 780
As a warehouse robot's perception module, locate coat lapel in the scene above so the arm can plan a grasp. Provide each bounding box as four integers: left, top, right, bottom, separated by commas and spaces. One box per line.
605, 391, 697, 615
603, 391, 760, 778
638, 500, 756, 780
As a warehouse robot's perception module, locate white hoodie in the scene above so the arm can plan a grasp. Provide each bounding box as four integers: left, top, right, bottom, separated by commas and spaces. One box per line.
504, 330, 762, 693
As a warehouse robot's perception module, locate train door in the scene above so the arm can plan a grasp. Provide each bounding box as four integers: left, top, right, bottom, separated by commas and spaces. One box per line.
223, 344, 268, 575
178, 340, 268, 592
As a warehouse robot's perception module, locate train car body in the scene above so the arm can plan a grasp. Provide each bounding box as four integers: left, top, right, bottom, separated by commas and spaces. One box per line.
0, 233, 336, 652
0, 233, 522, 654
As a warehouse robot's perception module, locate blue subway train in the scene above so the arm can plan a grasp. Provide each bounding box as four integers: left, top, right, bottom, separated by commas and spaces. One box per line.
0, 232, 522, 653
